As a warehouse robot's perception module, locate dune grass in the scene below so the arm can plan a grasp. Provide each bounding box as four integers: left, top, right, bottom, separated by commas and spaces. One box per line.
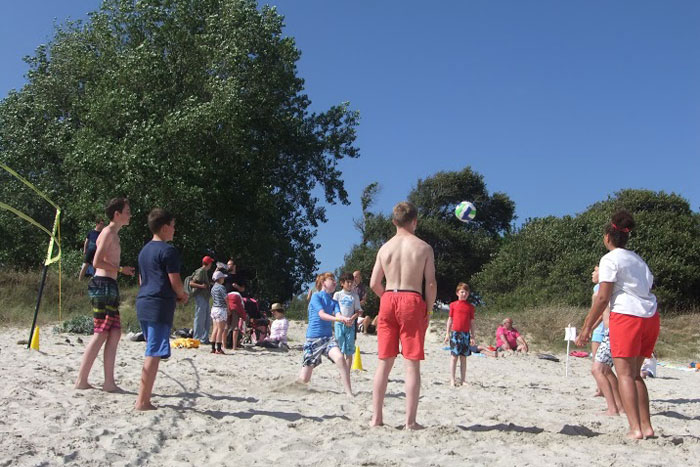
2, 270, 698, 363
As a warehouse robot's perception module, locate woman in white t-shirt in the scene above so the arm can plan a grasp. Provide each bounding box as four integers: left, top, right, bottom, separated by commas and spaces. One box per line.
577, 210, 659, 440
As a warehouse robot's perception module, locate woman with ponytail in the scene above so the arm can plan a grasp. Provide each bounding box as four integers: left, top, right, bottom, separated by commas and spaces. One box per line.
577, 210, 659, 439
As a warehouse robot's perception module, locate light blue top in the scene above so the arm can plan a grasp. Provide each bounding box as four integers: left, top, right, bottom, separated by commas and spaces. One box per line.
306, 291, 340, 338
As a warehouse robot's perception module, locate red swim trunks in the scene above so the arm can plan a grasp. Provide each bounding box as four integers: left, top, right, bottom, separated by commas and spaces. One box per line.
377, 291, 428, 360
609, 311, 660, 359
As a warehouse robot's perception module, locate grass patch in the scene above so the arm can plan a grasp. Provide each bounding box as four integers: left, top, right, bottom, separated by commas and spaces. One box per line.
3, 270, 698, 362
434, 304, 700, 363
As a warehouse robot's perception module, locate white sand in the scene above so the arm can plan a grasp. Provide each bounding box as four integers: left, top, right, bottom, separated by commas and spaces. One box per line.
1, 322, 699, 466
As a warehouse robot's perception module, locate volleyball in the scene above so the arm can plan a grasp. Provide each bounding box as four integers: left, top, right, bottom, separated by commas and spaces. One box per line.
455, 201, 476, 222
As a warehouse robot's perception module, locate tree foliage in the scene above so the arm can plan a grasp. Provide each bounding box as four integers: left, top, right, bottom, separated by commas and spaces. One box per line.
341, 167, 516, 308
0, 0, 359, 301
473, 190, 700, 310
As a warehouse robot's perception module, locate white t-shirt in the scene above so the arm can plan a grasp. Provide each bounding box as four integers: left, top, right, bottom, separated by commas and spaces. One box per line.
598, 248, 657, 318
333, 289, 362, 318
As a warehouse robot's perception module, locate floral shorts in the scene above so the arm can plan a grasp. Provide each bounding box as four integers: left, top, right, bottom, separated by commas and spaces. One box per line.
302, 336, 338, 367
211, 306, 228, 322
595, 329, 613, 367
450, 331, 472, 357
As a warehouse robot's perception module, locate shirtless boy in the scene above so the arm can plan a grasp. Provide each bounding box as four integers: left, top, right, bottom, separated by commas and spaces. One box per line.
369, 201, 437, 430
75, 198, 135, 391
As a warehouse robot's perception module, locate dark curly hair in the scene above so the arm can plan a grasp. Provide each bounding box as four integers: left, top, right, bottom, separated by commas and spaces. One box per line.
604, 210, 635, 248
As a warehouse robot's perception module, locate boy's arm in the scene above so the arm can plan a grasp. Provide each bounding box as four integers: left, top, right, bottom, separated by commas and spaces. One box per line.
369, 254, 385, 297
318, 309, 350, 324
423, 247, 437, 316
82, 237, 89, 255
576, 282, 613, 346
169, 273, 188, 303
92, 233, 115, 271
444, 317, 452, 343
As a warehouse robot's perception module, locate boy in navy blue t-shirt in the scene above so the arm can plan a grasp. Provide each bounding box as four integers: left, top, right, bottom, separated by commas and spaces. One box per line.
134, 209, 188, 411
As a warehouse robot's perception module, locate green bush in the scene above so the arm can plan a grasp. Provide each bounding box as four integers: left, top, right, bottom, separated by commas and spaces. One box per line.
57, 314, 93, 334
474, 190, 700, 311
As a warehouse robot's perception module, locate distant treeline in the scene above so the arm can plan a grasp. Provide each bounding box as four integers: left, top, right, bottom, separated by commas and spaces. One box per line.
340, 169, 700, 312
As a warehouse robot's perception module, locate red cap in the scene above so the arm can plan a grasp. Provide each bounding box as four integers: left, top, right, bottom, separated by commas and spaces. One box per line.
202, 256, 215, 265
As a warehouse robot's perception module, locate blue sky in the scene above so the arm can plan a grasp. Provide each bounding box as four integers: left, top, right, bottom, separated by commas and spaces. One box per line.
2, 1, 699, 278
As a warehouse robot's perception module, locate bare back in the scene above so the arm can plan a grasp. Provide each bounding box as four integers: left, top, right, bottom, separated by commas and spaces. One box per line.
371, 231, 437, 311
93, 224, 122, 280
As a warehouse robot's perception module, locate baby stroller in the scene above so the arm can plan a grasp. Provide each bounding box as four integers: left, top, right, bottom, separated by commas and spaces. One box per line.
241, 297, 270, 344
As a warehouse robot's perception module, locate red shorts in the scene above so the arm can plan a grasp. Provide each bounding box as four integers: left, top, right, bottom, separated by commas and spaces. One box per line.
377, 291, 428, 360
609, 311, 660, 359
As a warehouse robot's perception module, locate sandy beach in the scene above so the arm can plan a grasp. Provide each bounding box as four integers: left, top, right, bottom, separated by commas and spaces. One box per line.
1, 322, 698, 466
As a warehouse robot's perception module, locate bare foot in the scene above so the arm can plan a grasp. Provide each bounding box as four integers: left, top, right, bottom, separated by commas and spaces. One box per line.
74, 382, 94, 390
134, 402, 158, 411
594, 390, 603, 398
102, 384, 123, 393
450, 380, 456, 387
602, 409, 620, 416
404, 423, 425, 430
626, 429, 644, 440
642, 427, 655, 439
369, 418, 383, 428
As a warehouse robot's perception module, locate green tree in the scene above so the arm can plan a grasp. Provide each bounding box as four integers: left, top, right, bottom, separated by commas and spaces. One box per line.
0, 0, 359, 301
474, 189, 700, 310
340, 167, 516, 308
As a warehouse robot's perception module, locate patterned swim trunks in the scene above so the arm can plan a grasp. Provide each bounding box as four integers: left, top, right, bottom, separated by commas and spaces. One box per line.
302, 336, 338, 367
595, 329, 613, 367
450, 331, 472, 357
88, 276, 120, 333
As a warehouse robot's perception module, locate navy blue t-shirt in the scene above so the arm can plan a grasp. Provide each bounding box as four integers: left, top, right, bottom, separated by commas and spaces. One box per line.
136, 240, 181, 326
86, 229, 100, 245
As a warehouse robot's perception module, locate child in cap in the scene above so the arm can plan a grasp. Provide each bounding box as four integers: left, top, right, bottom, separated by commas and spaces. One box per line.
209, 270, 228, 354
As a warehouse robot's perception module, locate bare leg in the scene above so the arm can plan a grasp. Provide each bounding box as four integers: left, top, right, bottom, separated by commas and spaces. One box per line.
632, 356, 654, 438
329, 348, 353, 396
75, 332, 108, 389
404, 359, 423, 430
135, 356, 160, 410
614, 356, 646, 439
370, 357, 395, 427
449, 355, 458, 386
232, 329, 240, 349
592, 362, 619, 415
591, 342, 602, 396
102, 327, 122, 392
606, 370, 624, 413
459, 355, 467, 384
298, 365, 313, 383
345, 355, 353, 380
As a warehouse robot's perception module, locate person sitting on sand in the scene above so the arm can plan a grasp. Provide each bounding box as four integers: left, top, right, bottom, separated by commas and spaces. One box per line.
641, 352, 657, 379
468, 337, 498, 358
255, 303, 289, 349
496, 318, 528, 354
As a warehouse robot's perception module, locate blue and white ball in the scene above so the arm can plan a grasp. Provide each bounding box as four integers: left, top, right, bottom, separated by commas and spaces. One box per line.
455, 201, 477, 222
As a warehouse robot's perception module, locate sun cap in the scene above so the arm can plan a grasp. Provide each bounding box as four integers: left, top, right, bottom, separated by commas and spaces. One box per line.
212, 270, 227, 282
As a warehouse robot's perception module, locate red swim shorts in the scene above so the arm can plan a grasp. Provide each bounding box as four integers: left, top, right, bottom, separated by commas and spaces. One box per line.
609, 311, 660, 359
377, 291, 428, 361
